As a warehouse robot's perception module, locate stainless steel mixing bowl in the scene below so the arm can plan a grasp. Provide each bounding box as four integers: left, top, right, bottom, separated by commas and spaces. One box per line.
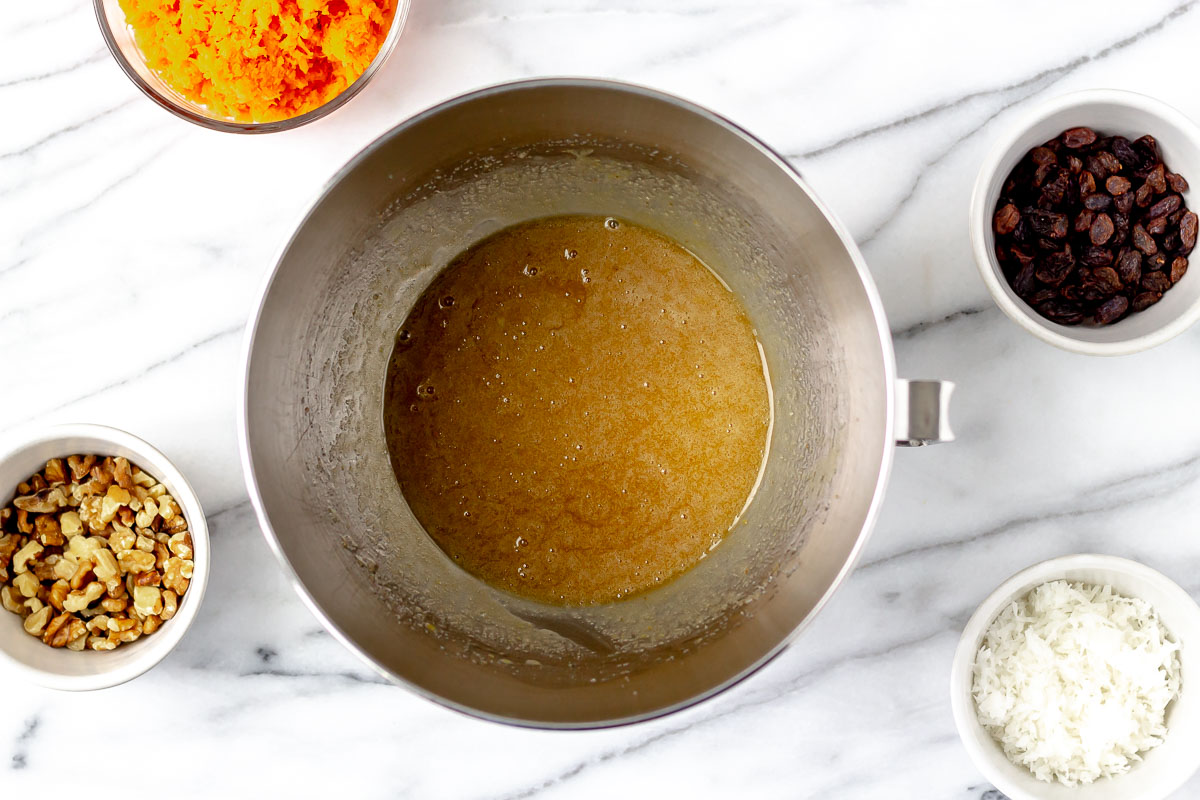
239, 78, 953, 727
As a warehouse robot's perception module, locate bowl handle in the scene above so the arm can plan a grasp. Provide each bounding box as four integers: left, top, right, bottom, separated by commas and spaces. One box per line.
895, 379, 955, 446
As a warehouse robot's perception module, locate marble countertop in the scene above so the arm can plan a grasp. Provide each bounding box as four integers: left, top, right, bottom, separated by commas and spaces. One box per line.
5, 0, 1200, 796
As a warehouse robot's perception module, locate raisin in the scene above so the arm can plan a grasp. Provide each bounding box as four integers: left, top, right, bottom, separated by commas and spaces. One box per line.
1034, 162, 1056, 188
1035, 246, 1076, 285
1135, 182, 1155, 207
1094, 295, 1129, 324
1013, 262, 1037, 296
1146, 216, 1168, 236
1105, 175, 1132, 195
1171, 256, 1189, 284
1079, 171, 1097, 196
1133, 224, 1159, 255
1132, 291, 1163, 311
1168, 172, 1190, 193
1147, 252, 1168, 271
1030, 146, 1058, 166
1083, 193, 1112, 211
1116, 249, 1142, 286
1147, 163, 1167, 194
1028, 288, 1058, 305
1148, 194, 1182, 219
1080, 246, 1114, 267
1088, 266, 1122, 294
1111, 136, 1141, 168
1012, 217, 1032, 244
1180, 212, 1198, 252
1039, 299, 1085, 324
994, 204, 1020, 235
1040, 171, 1071, 206
1112, 212, 1130, 245
1093, 151, 1123, 177
1074, 209, 1096, 233
1143, 271, 1171, 293
1135, 134, 1160, 164
1027, 209, 1069, 239
1062, 127, 1098, 148
1089, 213, 1115, 245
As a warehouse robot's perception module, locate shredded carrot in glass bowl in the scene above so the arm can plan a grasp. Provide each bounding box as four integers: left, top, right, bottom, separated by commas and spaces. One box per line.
118, 0, 395, 123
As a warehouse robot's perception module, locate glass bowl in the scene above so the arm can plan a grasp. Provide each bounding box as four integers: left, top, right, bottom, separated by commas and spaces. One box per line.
93, 0, 411, 133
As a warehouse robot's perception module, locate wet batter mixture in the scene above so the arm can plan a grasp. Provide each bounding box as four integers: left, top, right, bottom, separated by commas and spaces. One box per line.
383, 215, 771, 605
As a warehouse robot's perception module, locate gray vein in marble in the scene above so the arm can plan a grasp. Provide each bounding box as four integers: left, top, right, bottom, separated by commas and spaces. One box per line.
0, 49, 107, 89
208, 498, 252, 522
238, 666, 392, 686
790, 0, 1198, 163
496, 628, 951, 800
15, 133, 184, 253
0, 99, 136, 162
430, 3, 729, 27
632, 7, 794, 72
862, 449, 1200, 573
5, 2, 87, 35
0, 256, 32, 281
892, 305, 990, 340
9, 716, 39, 771
23, 323, 242, 421
0, 289, 91, 328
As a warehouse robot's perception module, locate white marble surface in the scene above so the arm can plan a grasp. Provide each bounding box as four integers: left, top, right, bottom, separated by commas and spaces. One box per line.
5, 0, 1200, 796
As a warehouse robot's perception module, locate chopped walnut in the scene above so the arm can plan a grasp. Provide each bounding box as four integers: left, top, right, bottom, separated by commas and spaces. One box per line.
63, 582, 105, 613
99, 596, 126, 614
67, 455, 95, 482
167, 532, 194, 560
13, 571, 39, 598
118, 551, 156, 574
34, 515, 63, 547
68, 560, 93, 591
161, 590, 178, 621
1, 585, 22, 613
1, 456, 196, 652
59, 511, 82, 538
23, 606, 52, 636
48, 579, 69, 611
12, 540, 42, 574
31, 555, 59, 582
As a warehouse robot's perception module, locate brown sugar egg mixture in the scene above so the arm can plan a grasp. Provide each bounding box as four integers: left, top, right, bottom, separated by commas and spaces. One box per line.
384, 215, 772, 606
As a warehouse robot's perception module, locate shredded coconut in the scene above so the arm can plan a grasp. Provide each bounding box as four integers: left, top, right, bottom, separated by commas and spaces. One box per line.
972, 580, 1181, 786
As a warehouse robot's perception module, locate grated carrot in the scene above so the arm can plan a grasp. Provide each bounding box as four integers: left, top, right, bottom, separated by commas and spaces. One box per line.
118, 0, 394, 123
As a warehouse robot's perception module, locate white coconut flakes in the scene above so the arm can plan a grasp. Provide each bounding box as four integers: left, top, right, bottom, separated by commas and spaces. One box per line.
972, 579, 1181, 786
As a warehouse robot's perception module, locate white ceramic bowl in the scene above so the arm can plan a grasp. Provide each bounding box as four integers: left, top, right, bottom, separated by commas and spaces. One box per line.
951, 554, 1200, 800
0, 425, 208, 690
970, 89, 1200, 355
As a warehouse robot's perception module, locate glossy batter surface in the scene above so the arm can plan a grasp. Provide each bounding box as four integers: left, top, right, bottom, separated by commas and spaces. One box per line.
384, 215, 770, 605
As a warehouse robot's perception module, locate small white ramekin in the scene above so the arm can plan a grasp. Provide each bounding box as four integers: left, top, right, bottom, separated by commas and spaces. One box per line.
0, 425, 209, 690
970, 89, 1200, 355
951, 554, 1200, 800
